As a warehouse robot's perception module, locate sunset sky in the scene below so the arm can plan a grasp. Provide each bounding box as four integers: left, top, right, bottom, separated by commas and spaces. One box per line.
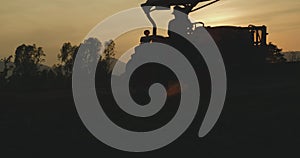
0, 0, 299, 65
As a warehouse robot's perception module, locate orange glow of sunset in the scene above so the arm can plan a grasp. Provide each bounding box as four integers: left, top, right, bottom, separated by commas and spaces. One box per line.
0, 0, 299, 65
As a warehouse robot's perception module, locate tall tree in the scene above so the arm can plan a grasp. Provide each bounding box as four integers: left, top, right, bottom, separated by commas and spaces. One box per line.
103, 40, 116, 60
57, 42, 79, 78
266, 42, 286, 63
0, 55, 13, 87
76, 38, 102, 74
13, 44, 46, 78
101, 40, 116, 73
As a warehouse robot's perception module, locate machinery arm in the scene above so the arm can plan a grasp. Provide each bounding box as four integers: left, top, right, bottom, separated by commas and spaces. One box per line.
141, 0, 212, 7
141, 0, 220, 36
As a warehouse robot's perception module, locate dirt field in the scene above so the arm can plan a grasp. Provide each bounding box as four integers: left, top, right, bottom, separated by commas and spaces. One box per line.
1, 63, 300, 157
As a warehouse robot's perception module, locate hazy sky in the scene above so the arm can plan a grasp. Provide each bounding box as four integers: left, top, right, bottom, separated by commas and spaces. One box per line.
0, 0, 299, 65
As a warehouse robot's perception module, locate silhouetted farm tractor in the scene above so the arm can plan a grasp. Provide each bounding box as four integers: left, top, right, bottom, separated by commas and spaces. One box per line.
126, 0, 273, 98
142, 0, 269, 65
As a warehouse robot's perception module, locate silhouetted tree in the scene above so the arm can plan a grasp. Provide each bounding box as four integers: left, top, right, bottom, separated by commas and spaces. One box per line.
0, 55, 13, 88
51, 39, 116, 90
266, 42, 286, 63
101, 40, 116, 73
103, 40, 116, 60
289, 51, 299, 62
13, 44, 46, 78
9, 44, 46, 89
56, 42, 79, 78
76, 38, 102, 75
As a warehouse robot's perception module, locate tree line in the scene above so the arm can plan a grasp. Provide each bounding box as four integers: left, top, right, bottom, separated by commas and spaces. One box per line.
0, 38, 116, 91
0, 37, 289, 91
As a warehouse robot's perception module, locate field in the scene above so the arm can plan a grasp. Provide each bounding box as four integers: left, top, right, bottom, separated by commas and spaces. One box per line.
0, 63, 300, 157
